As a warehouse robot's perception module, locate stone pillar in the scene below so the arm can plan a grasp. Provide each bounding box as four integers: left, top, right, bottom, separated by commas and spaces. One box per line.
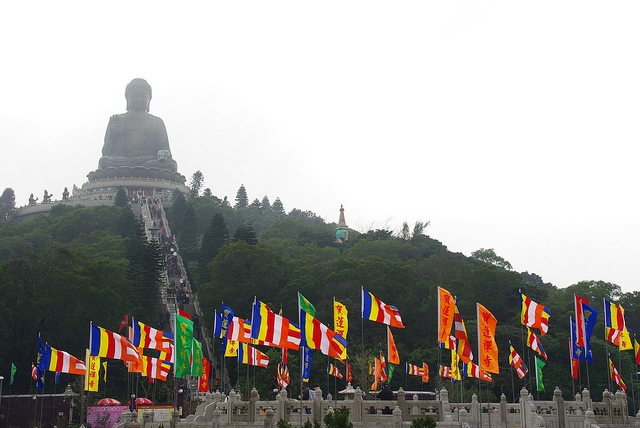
519, 387, 529, 428
249, 387, 259, 423
398, 387, 406, 421
500, 393, 508, 428
554, 387, 565, 428
120, 410, 133, 424
460, 408, 469, 426
471, 393, 479, 427
584, 409, 595, 428
603, 389, 613, 424
412, 394, 420, 415
277, 388, 288, 422
227, 389, 237, 424
313, 387, 323, 422
264, 407, 275, 428
582, 388, 591, 410
352, 386, 363, 423
392, 406, 403, 428
441, 388, 450, 422
616, 390, 628, 425
211, 406, 223, 428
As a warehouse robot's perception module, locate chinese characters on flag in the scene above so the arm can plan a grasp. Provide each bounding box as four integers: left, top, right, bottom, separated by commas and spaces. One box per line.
477, 303, 499, 375
438, 287, 455, 344
334, 299, 348, 360
84, 349, 100, 392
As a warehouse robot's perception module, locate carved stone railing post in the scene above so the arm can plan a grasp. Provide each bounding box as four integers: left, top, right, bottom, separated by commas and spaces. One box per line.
554, 387, 565, 428
616, 390, 628, 425
352, 386, 363, 423
519, 387, 529, 428
392, 406, 403, 428
249, 387, 259, 423
313, 387, 323, 422
471, 393, 479, 426
277, 388, 288, 422
582, 388, 591, 410
441, 388, 450, 422
264, 407, 275, 428
500, 393, 508, 428
398, 387, 406, 421
603, 389, 613, 424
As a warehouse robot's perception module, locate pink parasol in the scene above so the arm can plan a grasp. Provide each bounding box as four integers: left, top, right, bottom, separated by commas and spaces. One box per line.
94, 398, 122, 406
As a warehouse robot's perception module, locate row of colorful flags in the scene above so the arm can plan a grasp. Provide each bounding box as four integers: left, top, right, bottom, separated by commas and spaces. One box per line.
26, 286, 639, 396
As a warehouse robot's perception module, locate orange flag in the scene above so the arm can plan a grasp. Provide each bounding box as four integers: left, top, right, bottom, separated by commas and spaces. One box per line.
422, 363, 429, 383
371, 358, 381, 391
438, 287, 455, 344
387, 326, 400, 364
477, 303, 499, 374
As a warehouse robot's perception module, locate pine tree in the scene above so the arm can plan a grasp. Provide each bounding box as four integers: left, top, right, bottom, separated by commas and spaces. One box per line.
179, 204, 198, 248
189, 170, 204, 198
272, 197, 285, 214
250, 198, 261, 209
168, 189, 187, 235
233, 222, 258, 245
0, 188, 15, 223
261, 196, 271, 210
114, 187, 128, 207
201, 212, 230, 261
235, 185, 248, 209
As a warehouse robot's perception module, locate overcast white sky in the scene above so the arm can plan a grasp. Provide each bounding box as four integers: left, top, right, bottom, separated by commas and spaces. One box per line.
1, 2, 638, 292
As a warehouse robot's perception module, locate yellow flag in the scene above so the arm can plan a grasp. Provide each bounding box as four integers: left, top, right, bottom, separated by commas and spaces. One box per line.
102, 361, 107, 382
334, 299, 348, 359
84, 349, 100, 392
477, 303, 499, 374
225, 340, 239, 357
450, 348, 460, 381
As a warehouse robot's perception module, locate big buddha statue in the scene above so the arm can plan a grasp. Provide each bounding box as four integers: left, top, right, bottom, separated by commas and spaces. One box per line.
97, 78, 178, 173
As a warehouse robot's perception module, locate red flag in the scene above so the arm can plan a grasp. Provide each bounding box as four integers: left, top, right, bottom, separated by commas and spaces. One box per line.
346, 362, 353, 382
178, 309, 191, 320
118, 314, 129, 333
387, 326, 400, 364
574, 294, 590, 347
199, 357, 210, 392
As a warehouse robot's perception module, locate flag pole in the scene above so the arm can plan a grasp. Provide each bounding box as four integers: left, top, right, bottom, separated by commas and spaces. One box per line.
476, 303, 483, 428
361, 286, 366, 394
604, 299, 613, 392
298, 293, 303, 427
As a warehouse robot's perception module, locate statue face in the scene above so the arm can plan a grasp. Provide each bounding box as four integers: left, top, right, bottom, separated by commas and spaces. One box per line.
127, 88, 150, 112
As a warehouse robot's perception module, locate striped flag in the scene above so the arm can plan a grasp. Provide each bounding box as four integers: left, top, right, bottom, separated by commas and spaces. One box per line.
406, 362, 424, 376
299, 309, 347, 358
521, 293, 551, 336
438, 365, 452, 378
251, 299, 301, 350
238, 343, 269, 368
462, 361, 492, 381
361, 288, 404, 328
508, 341, 528, 379
526, 327, 548, 360
89, 323, 140, 363
634, 336, 640, 364
46, 345, 86, 375
454, 301, 473, 363
132, 318, 173, 357
141, 356, 171, 381
609, 357, 626, 391
328, 362, 344, 379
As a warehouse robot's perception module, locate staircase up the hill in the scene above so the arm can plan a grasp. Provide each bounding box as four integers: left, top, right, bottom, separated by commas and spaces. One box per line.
130, 194, 214, 376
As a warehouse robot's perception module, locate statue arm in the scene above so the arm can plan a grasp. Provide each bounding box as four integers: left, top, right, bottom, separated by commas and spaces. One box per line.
102, 115, 123, 156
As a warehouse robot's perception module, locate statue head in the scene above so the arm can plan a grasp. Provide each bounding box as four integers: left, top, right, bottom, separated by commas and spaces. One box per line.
125, 78, 152, 112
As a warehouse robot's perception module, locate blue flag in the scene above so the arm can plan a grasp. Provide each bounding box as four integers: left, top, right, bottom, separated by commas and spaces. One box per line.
36, 335, 49, 391
302, 345, 313, 382
570, 317, 584, 361
220, 304, 234, 339
213, 311, 223, 338
581, 302, 598, 364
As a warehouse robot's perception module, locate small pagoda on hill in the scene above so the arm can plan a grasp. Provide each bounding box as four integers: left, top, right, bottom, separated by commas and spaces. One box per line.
334, 205, 349, 243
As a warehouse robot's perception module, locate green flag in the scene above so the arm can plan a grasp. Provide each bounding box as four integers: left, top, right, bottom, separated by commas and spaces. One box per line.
299, 292, 316, 316
535, 356, 545, 392
175, 314, 194, 378
11, 363, 17, 385
191, 340, 203, 377
388, 364, 395, 381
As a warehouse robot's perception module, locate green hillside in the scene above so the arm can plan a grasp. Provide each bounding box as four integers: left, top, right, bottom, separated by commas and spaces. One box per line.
1, 187, 637, 405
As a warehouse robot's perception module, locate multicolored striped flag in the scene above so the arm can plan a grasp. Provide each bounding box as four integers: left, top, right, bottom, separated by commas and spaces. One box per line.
328, 362, 344, 379
454, 300, 473, 363
521, 293, 551, 336
238, 343, 269, 368
141, 356, 171, 381
438, 364, 452, 378
89, 323, 140, 363
609, 357, 626, 391
299, 309, 347, 358
462, 361, 492, 381
527, 327, 548, 360
604, 299, 632, 350
378, 344, 388, 382
251, 299, 301, 350
277, 357, 290, 388
132, 318, 173, 358
406, 362, 423, 376
46, 345, 86, 375
362, 288, 404, 328
634, 336, 640, 364
508, 341, 528, 379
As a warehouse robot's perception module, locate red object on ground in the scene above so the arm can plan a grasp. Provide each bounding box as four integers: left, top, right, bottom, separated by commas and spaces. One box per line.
94, 398, 122, 406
